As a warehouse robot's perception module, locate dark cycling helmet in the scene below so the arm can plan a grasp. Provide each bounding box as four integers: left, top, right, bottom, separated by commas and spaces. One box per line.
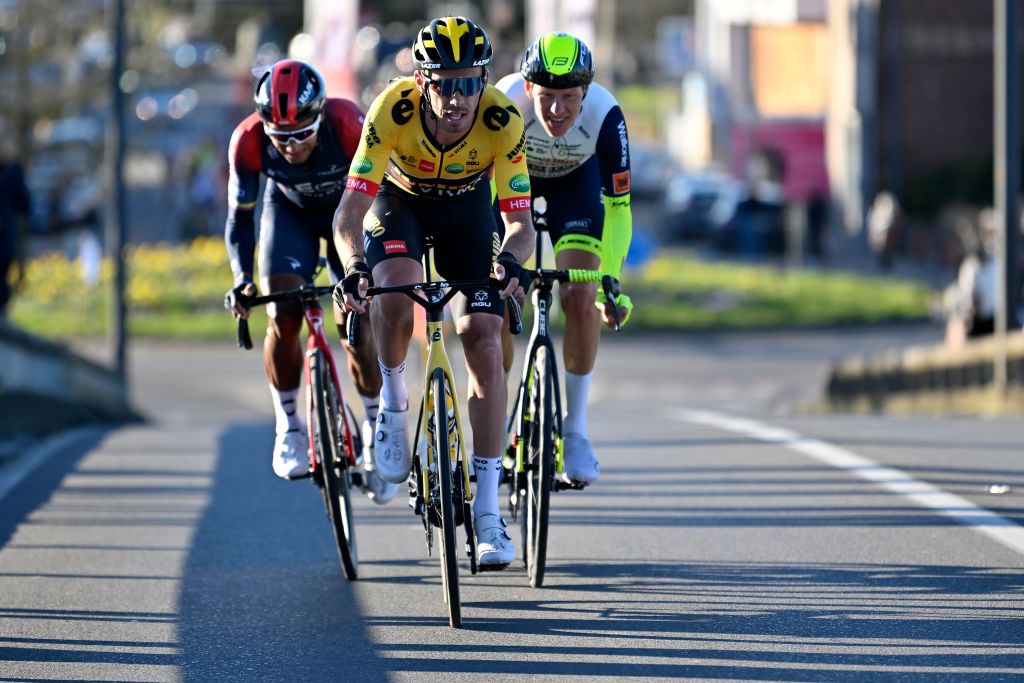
412, 16, 492, 71
254, 59, 326, 126
521, 32, 595, 89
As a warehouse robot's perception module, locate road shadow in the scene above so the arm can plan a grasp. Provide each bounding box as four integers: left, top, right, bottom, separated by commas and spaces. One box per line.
373, 559, 1023, 680
176, 423, 386, 682
0, 428, 109, 551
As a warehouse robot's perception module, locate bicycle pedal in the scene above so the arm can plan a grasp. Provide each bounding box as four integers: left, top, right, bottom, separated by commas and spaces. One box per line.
350, 472, 364, 487
285, 470, 313, 481
554, 479, 587, 491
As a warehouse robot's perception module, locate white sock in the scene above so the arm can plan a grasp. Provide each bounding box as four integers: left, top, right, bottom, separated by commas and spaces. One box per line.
360, 393, 380, 424
472, 455, 502, 520
378, 359, 408, 411
563, 371, 591, 437
269, 385, 301, 434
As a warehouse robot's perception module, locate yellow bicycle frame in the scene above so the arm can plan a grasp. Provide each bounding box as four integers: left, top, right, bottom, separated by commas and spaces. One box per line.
420, 315, 473, 504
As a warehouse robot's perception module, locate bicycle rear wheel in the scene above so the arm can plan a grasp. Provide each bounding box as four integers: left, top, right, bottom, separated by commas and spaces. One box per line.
523, 345, 554, 587
430, 367, 461, 627
311, 350, 358, 580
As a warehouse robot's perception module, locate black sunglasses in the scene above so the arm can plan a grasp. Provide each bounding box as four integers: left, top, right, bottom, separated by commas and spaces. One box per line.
426, 75, 486, 97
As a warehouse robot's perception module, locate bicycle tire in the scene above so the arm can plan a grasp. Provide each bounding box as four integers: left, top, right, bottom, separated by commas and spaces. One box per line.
524, 345, 554, 587
431, 367, 461, 627
311, 350, 359, 580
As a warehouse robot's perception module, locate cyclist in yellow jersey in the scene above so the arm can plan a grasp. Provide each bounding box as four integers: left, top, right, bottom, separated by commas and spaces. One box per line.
332, 16, 535, 568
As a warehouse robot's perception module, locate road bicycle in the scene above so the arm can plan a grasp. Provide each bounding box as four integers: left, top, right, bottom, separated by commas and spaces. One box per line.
505, 220, 621, 588
234, 264, 361, 581
349, 239, 521, 628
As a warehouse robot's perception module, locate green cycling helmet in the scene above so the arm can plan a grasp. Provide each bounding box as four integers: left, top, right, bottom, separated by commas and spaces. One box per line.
520, 32, 595, 89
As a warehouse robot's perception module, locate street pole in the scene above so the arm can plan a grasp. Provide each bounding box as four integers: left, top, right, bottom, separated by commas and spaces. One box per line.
993, 0, 1018, 392
108, 0, 128, 385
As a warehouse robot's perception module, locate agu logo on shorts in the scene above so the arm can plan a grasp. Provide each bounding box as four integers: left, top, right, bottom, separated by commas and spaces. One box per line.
383, 240, 408, 254
509, 174, 530, 193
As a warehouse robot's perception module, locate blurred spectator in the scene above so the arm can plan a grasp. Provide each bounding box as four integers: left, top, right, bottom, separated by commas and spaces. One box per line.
730, 149, 784, 257
806, 191, 829, 265
942, 209, 997, 348
0, 119, 32, 319
867, 191, 902, 271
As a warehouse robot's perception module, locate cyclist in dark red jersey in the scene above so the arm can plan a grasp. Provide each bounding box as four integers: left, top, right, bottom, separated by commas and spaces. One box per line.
223, 59, 397, 503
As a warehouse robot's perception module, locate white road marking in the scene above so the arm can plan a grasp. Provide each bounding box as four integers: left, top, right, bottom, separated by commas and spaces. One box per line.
0, 427, 106, 502
676, 409, 1024, 559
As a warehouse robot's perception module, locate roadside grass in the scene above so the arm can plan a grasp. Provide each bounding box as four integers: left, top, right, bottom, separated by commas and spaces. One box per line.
7, 238, 932, 341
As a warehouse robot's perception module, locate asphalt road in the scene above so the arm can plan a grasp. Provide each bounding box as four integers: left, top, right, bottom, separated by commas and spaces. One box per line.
1, 326, 1022, 682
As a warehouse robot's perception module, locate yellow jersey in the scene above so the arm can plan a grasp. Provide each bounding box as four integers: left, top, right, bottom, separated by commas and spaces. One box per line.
344, 77, 532, 212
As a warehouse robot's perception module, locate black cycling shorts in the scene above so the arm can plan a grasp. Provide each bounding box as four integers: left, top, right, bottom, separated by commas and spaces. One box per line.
363, 179, 503, 319
258, 185, 344, 282
493, 155, 604, 255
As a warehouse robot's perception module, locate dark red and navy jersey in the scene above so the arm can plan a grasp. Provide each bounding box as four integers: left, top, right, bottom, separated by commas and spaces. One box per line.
224, 98, 364, 278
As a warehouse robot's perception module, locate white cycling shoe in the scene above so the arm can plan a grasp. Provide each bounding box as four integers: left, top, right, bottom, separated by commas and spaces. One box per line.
272, 429, 308, 479
359, 419, 398, 505
561, 434, 600, 484
369, 408, 411, 484
475, 513, 514, 567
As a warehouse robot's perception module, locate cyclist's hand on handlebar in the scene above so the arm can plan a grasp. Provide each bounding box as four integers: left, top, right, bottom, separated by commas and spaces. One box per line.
493, 251, 529, 301
596, 290, 633, 328
333, 260, 372, 314
224, 278, 257, 319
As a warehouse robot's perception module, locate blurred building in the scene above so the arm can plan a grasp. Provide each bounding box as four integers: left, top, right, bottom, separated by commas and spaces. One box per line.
680, 0, 1024, 243
682, 0, 830, 204
829, 0, 1024, 233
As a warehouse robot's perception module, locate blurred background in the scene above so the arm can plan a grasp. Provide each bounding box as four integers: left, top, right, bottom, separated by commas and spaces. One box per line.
1, 0, 1022, 352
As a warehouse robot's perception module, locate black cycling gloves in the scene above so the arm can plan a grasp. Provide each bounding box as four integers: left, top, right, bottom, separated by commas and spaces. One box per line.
495, 251, 530, 294
333, 261, 372, 308
224, 277, 255, 313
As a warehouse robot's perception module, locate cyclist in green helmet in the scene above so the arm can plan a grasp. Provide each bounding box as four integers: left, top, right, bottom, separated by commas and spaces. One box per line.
495, 32, 634, 485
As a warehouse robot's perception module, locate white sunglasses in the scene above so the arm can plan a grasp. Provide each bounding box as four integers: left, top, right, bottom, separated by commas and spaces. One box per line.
263, 115, 321, 145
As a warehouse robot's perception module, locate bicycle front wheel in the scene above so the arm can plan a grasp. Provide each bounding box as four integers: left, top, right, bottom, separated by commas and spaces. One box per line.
524, 345, 554, 588
430, 367, 461, 627
311, 350, 359, 581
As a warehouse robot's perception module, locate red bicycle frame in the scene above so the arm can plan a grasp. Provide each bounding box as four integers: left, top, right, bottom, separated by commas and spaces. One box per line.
302, 302, 357, 472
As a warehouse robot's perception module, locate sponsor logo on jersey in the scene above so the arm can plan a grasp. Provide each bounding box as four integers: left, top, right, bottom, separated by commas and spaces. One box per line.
612, 170, 631, 194
509, 174, 530, 193
346, 177, 374, 193
511, 155, 523, 164
391, 94, 415, 125
292, 179, 345, 195
617, 120, 629, 166
445, 163, 465, 174
383, 240, 408, 254
565, 219, 591, 229
364, 124, 382, 149
418, 159, 436, 172
505, 132, 527, 160
354, 157, 373, 174
484, 105, 514, 131
504, 197, 532, 211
